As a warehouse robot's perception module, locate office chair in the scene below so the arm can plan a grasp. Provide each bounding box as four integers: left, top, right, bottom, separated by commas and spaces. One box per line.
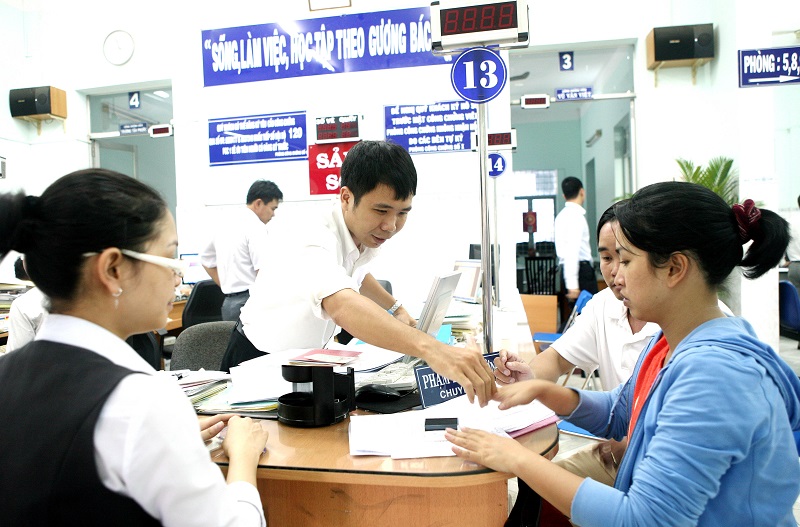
170, 321, 236, 371
126, 332, 163, 370
524, 255, 558, 295
532, 289, 596, 388
534, 241, 556, 257
778, 280, 800, 349
181, 279, 225, 329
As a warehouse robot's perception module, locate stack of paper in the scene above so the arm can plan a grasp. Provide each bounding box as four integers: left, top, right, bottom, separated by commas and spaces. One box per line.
170, 370, 231, 407
288, 348, 361, 366
348, 395, 557, 459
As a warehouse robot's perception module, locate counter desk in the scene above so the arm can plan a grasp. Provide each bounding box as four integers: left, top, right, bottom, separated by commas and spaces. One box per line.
209, 296, 554, 526
211, 411, 558, 527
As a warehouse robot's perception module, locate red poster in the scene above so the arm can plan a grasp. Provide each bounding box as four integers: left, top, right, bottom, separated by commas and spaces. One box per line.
308, 140, 359, 195
523, 211, 537, 233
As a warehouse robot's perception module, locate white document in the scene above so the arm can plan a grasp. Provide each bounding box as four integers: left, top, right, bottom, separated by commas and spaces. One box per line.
329, 341, 405, 372
348, 395, 553, 459
228, 350, 298, 403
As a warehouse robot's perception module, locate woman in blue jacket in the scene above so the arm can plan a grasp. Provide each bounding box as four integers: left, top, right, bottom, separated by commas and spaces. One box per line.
447, 181, 800, 526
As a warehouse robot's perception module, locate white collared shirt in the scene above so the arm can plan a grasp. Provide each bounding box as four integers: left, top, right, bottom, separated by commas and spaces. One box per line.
554, 201, 593, 290
240, 199, 379, 352
550, 287, 661, 390
7, 287, 48, 352
201, 206, 268, 294
786, 210, 800, 261
35, 315, 265, 527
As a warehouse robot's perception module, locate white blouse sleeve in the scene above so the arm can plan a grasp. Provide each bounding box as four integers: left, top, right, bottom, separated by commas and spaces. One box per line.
94, 374, 265, 527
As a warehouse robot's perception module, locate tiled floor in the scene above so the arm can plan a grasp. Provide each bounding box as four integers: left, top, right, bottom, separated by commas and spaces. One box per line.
542, 336, 800, 524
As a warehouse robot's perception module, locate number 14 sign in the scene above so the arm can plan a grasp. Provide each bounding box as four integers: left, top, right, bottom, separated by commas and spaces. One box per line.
450, 47, 507, 104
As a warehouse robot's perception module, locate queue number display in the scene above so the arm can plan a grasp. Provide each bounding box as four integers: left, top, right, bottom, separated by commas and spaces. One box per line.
472, 129, 517, 150
431, 0, 528, 52
315, 115, 360, 144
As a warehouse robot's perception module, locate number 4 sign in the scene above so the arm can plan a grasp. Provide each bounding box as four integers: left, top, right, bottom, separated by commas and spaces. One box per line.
451, 47, 507, 104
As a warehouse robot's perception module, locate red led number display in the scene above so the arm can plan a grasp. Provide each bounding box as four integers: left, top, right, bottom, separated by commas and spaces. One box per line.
488, 132, 511, 146
441, 2, 517, 36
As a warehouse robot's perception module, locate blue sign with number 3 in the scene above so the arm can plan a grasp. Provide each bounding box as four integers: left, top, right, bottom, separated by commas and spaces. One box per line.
559, 51, 574, 71
450, 47, 507, 104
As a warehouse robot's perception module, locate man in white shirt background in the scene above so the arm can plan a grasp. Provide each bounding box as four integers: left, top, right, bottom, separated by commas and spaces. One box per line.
7, 257, 48, 352
201, 180, 283, 322
554, 177, 598, 308
785, 194, 800, 290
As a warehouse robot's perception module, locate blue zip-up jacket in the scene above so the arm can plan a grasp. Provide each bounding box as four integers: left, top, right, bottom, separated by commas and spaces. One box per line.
565, 317, 800, 526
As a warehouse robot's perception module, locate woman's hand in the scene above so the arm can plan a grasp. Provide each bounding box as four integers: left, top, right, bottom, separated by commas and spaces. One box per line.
198, 413, 232, 441
445, 426, 531, 474
493, 349, 534, 384
222, 416, 270, 462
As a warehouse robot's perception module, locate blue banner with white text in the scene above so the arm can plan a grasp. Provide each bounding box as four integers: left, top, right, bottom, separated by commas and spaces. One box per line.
208, 111, 307, 166
201, 7, 448, 87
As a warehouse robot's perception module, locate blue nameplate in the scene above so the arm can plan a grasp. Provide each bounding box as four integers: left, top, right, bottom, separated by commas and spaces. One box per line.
414, 352, 498, 408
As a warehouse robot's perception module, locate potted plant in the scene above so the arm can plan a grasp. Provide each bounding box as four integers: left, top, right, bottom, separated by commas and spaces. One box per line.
676, 156, 739, 205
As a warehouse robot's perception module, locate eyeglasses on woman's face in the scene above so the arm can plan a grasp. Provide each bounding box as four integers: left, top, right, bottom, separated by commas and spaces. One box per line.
83, 249, 187, 278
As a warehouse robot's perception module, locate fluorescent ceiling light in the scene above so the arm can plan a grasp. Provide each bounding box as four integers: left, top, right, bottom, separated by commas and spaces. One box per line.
153, 90, 170, 99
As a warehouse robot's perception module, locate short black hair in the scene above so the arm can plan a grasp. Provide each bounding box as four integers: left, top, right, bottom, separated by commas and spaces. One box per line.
340, 140, 417, 205
246, 180, 283, 205
596, 203, 621, 240
561, 177, 583, 200
13, 257, 29, 281
0, 168, 167, 302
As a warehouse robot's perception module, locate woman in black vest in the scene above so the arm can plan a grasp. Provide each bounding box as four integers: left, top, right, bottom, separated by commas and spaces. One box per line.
0, 169, 269, 526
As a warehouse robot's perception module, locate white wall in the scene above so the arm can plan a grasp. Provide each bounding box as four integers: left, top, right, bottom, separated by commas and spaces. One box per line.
1, 0, 798, 346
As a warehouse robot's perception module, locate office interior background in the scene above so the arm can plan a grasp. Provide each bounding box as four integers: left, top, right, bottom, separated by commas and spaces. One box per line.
0, 0, 798, 349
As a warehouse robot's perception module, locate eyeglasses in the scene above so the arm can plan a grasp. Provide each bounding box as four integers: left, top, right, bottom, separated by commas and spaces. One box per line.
83, 249, 187, 278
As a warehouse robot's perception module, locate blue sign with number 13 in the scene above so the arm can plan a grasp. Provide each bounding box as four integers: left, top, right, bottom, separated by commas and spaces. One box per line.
450, 47, 507, 104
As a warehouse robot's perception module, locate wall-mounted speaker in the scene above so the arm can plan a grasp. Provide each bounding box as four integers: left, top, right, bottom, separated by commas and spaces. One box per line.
646, 24, 714, 70
9, 86, 67, 119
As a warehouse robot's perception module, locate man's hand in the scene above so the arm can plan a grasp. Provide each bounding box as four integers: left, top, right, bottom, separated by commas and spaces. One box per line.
424, 339, 496, 406
393, 306, 417, 328
566, 288, 580, 300
594, 438, 628, 471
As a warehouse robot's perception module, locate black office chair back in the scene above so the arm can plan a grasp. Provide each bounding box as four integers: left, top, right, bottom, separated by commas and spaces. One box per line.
524, 256, 558, 295
182, 280, 225, 329
126, 332, 162, 370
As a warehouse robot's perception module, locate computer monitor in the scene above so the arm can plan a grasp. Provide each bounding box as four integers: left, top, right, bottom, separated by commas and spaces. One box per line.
417, 270, 462, 337
452, 259, 482, 304
179, 253, 211, 285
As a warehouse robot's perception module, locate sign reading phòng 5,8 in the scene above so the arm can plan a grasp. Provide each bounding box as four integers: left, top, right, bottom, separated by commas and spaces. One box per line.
738, 46, 800, 87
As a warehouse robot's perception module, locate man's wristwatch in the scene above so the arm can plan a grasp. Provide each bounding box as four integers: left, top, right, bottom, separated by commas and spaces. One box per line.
387, 300, 402, 316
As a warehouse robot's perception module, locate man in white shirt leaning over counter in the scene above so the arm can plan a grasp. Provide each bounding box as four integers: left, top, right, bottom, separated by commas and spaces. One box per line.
220, 140, 496, 406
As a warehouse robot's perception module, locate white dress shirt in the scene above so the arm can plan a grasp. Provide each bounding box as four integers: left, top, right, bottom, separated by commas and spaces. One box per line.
550, 287, 661, 390
554, 201, 593, 290
35, 315, 265, 527
201, 207, 268, 294
7, 287, 48, 352
786, 210, 800, 261
240, 199, 379, 352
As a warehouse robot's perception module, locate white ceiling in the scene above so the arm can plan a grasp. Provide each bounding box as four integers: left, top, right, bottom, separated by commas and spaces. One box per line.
507, 41, 636, 124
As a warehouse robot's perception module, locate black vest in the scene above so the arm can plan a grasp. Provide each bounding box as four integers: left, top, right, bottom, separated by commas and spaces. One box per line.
0, 341, 162, 526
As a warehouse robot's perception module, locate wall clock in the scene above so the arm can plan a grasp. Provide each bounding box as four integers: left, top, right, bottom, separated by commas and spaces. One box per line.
103, 30, 135, 66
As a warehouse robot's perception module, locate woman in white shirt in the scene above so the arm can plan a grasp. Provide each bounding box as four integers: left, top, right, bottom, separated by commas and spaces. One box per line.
0, 168, 269, 526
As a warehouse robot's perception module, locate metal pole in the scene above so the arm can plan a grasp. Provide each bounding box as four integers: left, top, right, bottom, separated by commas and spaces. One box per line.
492, 178, 500, 307
478, 103, 493, 355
